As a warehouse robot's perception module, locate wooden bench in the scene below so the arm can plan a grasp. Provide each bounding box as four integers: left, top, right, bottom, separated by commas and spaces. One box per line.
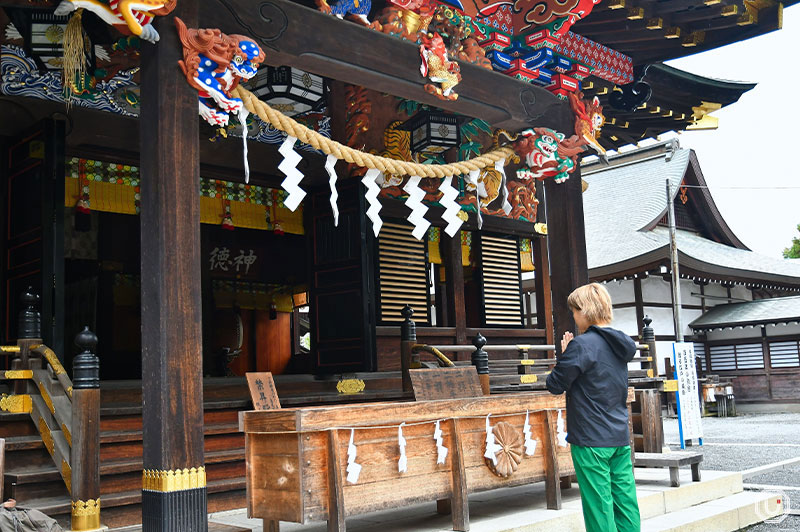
634, 451, 703, 487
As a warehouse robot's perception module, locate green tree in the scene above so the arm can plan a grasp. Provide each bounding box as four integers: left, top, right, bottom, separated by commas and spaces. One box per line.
784, 224, 800, 258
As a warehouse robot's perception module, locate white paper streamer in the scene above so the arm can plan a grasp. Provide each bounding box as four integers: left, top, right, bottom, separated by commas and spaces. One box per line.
556, 409, 569, 448
403, 175, 430, 240
467, 169, 483, 230
523, 410, 537, 456
237, 108, 250, 183
483, 414, 502, 465
495, 159, 512, 215
439, 176, 464, 238
362, 168, 383, 236
325, 154, 339, 226
398, 423, 408, 473
346, 429, 362, 484
434, 420, 448, 465
278, 136, 306, 211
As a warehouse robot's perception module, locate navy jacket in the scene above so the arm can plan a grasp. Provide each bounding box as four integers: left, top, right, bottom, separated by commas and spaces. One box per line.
546, 326, 636, 447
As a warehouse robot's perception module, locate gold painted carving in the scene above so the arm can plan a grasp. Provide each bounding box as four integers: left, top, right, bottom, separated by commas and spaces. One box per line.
71, 498, 100, 531
534, 223, 548, 235
39, 416, 54, 455
66, 386, 73, 398
3, 370, 32, 379
41, 347, 67, 375
0, 345, 20, 353
38, 381, 55, 415
336, 379, 366, 395
142, 467, 207, 492
62, 459, 72, 494
63, 423, 72, 447
0, 394, 32, 413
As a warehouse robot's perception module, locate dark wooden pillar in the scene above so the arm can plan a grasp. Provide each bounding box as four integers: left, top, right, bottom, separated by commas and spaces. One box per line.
400, 305, 416, 393
442, 233, 467, 346
139, 3, 206, 530
633, 277, 645, 339
544, 167, 588, 354
531, 237, 553, 349
71, 327, 101, 531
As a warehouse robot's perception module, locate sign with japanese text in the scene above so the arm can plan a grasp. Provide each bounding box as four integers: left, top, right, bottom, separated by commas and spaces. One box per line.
246, 372, 281, 410
672, 342, 703, 447
209, 247, 258, 275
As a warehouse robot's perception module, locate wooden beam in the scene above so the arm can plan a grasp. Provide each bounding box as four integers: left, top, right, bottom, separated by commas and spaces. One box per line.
543, 410, 562, 510
326, 429, 346, 532
201, 0, 572, 133
139, 2, 207, 529
442, 233, 467, 347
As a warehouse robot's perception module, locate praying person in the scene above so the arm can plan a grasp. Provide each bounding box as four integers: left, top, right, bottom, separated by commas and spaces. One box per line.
546, 283, 641, 532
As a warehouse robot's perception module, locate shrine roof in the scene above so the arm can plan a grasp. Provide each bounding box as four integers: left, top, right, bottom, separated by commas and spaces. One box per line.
573, 0, 798, 66
689, 295, 800, 330
582, 141, 800, 288
586, 63, 756, 150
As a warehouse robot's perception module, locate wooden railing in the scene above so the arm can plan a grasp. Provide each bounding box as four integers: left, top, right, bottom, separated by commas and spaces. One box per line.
0, 288, 101, 531
400, 304, 661, 395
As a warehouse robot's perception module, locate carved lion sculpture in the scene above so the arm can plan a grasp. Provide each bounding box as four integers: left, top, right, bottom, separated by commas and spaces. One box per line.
175, 18, 265, 127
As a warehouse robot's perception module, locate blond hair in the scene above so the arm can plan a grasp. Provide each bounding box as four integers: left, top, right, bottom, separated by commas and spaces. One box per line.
567, 283, 613, 325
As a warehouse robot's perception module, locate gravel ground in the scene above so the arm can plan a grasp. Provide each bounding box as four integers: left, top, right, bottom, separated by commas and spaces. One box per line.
662, 413, 800, 531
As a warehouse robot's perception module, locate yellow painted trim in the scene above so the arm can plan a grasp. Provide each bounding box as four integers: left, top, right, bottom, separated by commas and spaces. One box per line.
665, 27, 682, 38
647, 369, 654, 378
663, 380, 679, 392
62, 459, 72, 494
627, 6, 644, 19
721, 4, 739, 15
520, 375, 538, 384
40, 346, 67, 375
0, 394, 32, 413
646, 17, 663, 29
38, 381, 55, 415
3, 370, 32, 379
336, 378, 366, 395
39, 416, 54, 456
71, 498, 100, 531
142, 467, 207, 492
0, 345, 20, 353
63, 423, 72, 447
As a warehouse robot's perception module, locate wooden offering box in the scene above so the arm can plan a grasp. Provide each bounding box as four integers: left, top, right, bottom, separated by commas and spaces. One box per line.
241, 392, 573, 531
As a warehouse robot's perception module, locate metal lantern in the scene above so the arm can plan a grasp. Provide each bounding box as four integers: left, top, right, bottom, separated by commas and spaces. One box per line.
247, 66, 328, 116
400, 110, 462, 155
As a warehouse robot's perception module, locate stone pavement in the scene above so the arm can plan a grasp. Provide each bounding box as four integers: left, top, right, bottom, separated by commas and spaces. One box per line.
206, 468, 781, 532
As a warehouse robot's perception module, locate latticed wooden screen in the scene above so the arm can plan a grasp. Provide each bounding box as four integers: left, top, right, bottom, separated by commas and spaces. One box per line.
479, 235, 523, 326
377, 222, 430, 324
769, 340, 800, 368
708, 343, 764, 371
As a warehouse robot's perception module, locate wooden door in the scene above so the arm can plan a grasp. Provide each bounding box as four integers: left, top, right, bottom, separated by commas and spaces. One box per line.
2, 119, 65, 355
307, 180, 377, 373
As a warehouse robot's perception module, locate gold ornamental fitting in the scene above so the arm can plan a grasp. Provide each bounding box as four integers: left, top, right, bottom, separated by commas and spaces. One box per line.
142, 467, 207, 492
71, 498, 100, 531
0, 394, 32, 413
336, 378, 366, 395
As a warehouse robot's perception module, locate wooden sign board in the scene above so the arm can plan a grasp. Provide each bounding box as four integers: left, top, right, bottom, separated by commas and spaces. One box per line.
246, 372, 281, 410
409, 367, 483, 401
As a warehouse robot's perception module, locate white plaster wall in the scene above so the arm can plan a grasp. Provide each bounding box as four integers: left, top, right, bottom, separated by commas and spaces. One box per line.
642, 307, 675, 336
703, 282, 729, 299
610, 306, 638, 337
766, 323, 800, 336
680, 279, 703, 307
604, 280, 635, 305
655, 341, 675, 375
682, 309, 703, 336
704, 327, 765, 342
730, 285, 753, 301
641, 277, 672, 304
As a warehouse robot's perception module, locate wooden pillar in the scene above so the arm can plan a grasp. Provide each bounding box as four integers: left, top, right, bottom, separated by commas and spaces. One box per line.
326, 430, 346, 532
442, 233, 467, 346
531, 237, 553, 349
400, 305, 416, 393
542, 410, 562, 510
449, 418, 469, 531
633, 277, 645, 339
71, 327, 101, 531
139, 4, 206, 530
544, 168, 588, 355
14, 289, 41, 394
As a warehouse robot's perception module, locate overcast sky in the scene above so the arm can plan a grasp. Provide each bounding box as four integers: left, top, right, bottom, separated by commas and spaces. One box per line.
654, 5, 800, 258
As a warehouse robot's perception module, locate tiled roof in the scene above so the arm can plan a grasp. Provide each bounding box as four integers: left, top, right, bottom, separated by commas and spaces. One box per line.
689, 296, 800, 330
582, 142, 800, 284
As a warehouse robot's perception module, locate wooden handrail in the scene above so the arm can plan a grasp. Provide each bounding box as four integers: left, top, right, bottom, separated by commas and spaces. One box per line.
31, 344, 74, 399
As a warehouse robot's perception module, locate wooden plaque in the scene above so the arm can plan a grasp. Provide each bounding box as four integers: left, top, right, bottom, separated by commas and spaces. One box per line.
246, 372, 281, 410
409, 367, 483, 401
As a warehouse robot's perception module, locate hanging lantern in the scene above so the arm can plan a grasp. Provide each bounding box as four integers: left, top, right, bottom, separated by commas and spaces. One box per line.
399, 110, 462, 155
8, 8, 95, 73
247, 66, 328, 117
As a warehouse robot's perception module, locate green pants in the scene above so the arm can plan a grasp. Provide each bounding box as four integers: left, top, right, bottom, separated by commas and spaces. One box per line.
571, 444, 640, 532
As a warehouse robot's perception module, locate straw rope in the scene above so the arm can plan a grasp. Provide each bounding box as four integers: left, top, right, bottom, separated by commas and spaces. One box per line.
232, 85, 516, 178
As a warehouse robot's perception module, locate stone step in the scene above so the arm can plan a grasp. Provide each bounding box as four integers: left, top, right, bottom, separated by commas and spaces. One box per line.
633, 468, 743, 518
640, 490, 784, 532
